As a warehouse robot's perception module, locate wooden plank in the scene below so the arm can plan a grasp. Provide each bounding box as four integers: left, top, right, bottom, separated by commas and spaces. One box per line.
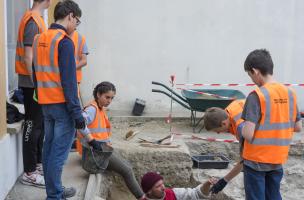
0, 0, 7, 139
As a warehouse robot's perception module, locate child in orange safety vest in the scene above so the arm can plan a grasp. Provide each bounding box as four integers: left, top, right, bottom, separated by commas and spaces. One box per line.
76, 81, 145, 200
241, 49, 302, 200
203, 99, 245, 194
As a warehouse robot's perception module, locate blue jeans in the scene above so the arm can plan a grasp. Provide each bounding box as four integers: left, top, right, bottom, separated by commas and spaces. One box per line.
243, 164, 283, 200
42, 104, 75, 200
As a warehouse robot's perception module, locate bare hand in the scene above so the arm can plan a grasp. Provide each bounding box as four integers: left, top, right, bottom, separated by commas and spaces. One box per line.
208, 177, 219, 185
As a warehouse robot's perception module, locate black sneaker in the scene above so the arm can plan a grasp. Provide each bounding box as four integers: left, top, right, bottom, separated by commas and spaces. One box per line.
62, 186, 76, 199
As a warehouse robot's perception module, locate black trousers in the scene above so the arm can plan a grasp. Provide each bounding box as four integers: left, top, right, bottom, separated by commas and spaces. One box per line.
21, 87, 44, 173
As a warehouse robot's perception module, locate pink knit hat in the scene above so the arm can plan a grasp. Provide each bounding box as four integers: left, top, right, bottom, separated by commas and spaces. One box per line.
141, 172, 163, 193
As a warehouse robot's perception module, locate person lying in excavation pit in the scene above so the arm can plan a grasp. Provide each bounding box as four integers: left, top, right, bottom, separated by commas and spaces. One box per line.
76, 81, 145, 200
140, 171, 219, 200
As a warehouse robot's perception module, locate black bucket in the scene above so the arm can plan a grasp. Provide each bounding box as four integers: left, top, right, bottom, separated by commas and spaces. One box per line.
81, 141, 113, 174
132, 98, 146, 116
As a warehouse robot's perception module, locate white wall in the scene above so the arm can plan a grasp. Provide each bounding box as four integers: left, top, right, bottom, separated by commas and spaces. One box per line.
0, 133, 23, 200
75, 0, 304, 114
6, 0, 29, 92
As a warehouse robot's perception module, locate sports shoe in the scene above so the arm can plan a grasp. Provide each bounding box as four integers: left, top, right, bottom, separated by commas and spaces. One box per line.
36, 163, 44, 176
62, 186, 76, 199
20, 171, 45, 188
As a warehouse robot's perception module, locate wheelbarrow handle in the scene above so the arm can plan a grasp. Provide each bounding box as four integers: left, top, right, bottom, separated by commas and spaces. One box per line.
152, 81, 188, 103
152, 89, 191, 110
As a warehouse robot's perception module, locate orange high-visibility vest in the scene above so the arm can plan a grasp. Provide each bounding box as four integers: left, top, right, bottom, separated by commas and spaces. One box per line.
76, 101, 112, 154
70, 31, 86, 83
226, 99, 245, 137
242, 83, 297, 164
32, 29, 69, 104
15, 10, 47, 75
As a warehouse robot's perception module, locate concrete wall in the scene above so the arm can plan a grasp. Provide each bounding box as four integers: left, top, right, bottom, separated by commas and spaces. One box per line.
76, 0, 304, 114
0, 132, 23, 200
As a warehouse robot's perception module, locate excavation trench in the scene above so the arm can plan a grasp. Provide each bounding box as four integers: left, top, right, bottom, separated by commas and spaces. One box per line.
84, 117, 304, 200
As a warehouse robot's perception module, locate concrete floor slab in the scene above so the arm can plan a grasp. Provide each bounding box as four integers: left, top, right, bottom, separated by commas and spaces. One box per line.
5, 152, 89, 200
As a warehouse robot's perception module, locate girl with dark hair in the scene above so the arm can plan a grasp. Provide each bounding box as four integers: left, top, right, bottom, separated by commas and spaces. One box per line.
77, 81, 145, 200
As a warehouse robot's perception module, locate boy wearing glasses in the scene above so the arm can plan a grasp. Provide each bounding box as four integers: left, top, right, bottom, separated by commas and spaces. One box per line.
32, 0, 84, 199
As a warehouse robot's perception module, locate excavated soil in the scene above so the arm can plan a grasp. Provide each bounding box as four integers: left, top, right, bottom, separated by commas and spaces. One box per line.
93, 117, 304, 200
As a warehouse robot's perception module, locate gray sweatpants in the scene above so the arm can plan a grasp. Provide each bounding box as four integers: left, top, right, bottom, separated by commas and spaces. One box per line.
106, 152, 144, 199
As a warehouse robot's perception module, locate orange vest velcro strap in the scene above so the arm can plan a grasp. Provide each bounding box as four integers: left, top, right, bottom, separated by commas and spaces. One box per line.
33, 29, 67, 104
87, 101, 111, 141
243, 83, 297, 164
15, 10, 47, 75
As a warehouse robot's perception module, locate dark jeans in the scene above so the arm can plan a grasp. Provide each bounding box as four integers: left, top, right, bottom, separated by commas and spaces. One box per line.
21, 87, 44, 173
243, 164, 283, 200
107, 152, 144, 199
42, 104, 75, 200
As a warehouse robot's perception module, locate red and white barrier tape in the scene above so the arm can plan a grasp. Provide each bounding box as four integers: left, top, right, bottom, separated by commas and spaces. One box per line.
177, 88, 235, 100
174, 133, 303, 146
190, 135, 239, 143
176, 83, 304, 87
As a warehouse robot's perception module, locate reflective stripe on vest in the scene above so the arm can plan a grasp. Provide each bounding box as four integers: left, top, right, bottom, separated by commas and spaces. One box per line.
15, 11, 47, 75
87, 101, 111, 140
33, 29, 67, 104
251, 138, 291, 146
243, 83, 297, 164
36, 81, 62, 88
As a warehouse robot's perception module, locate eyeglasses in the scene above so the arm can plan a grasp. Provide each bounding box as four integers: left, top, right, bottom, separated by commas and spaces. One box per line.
75, 16, 81, 26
